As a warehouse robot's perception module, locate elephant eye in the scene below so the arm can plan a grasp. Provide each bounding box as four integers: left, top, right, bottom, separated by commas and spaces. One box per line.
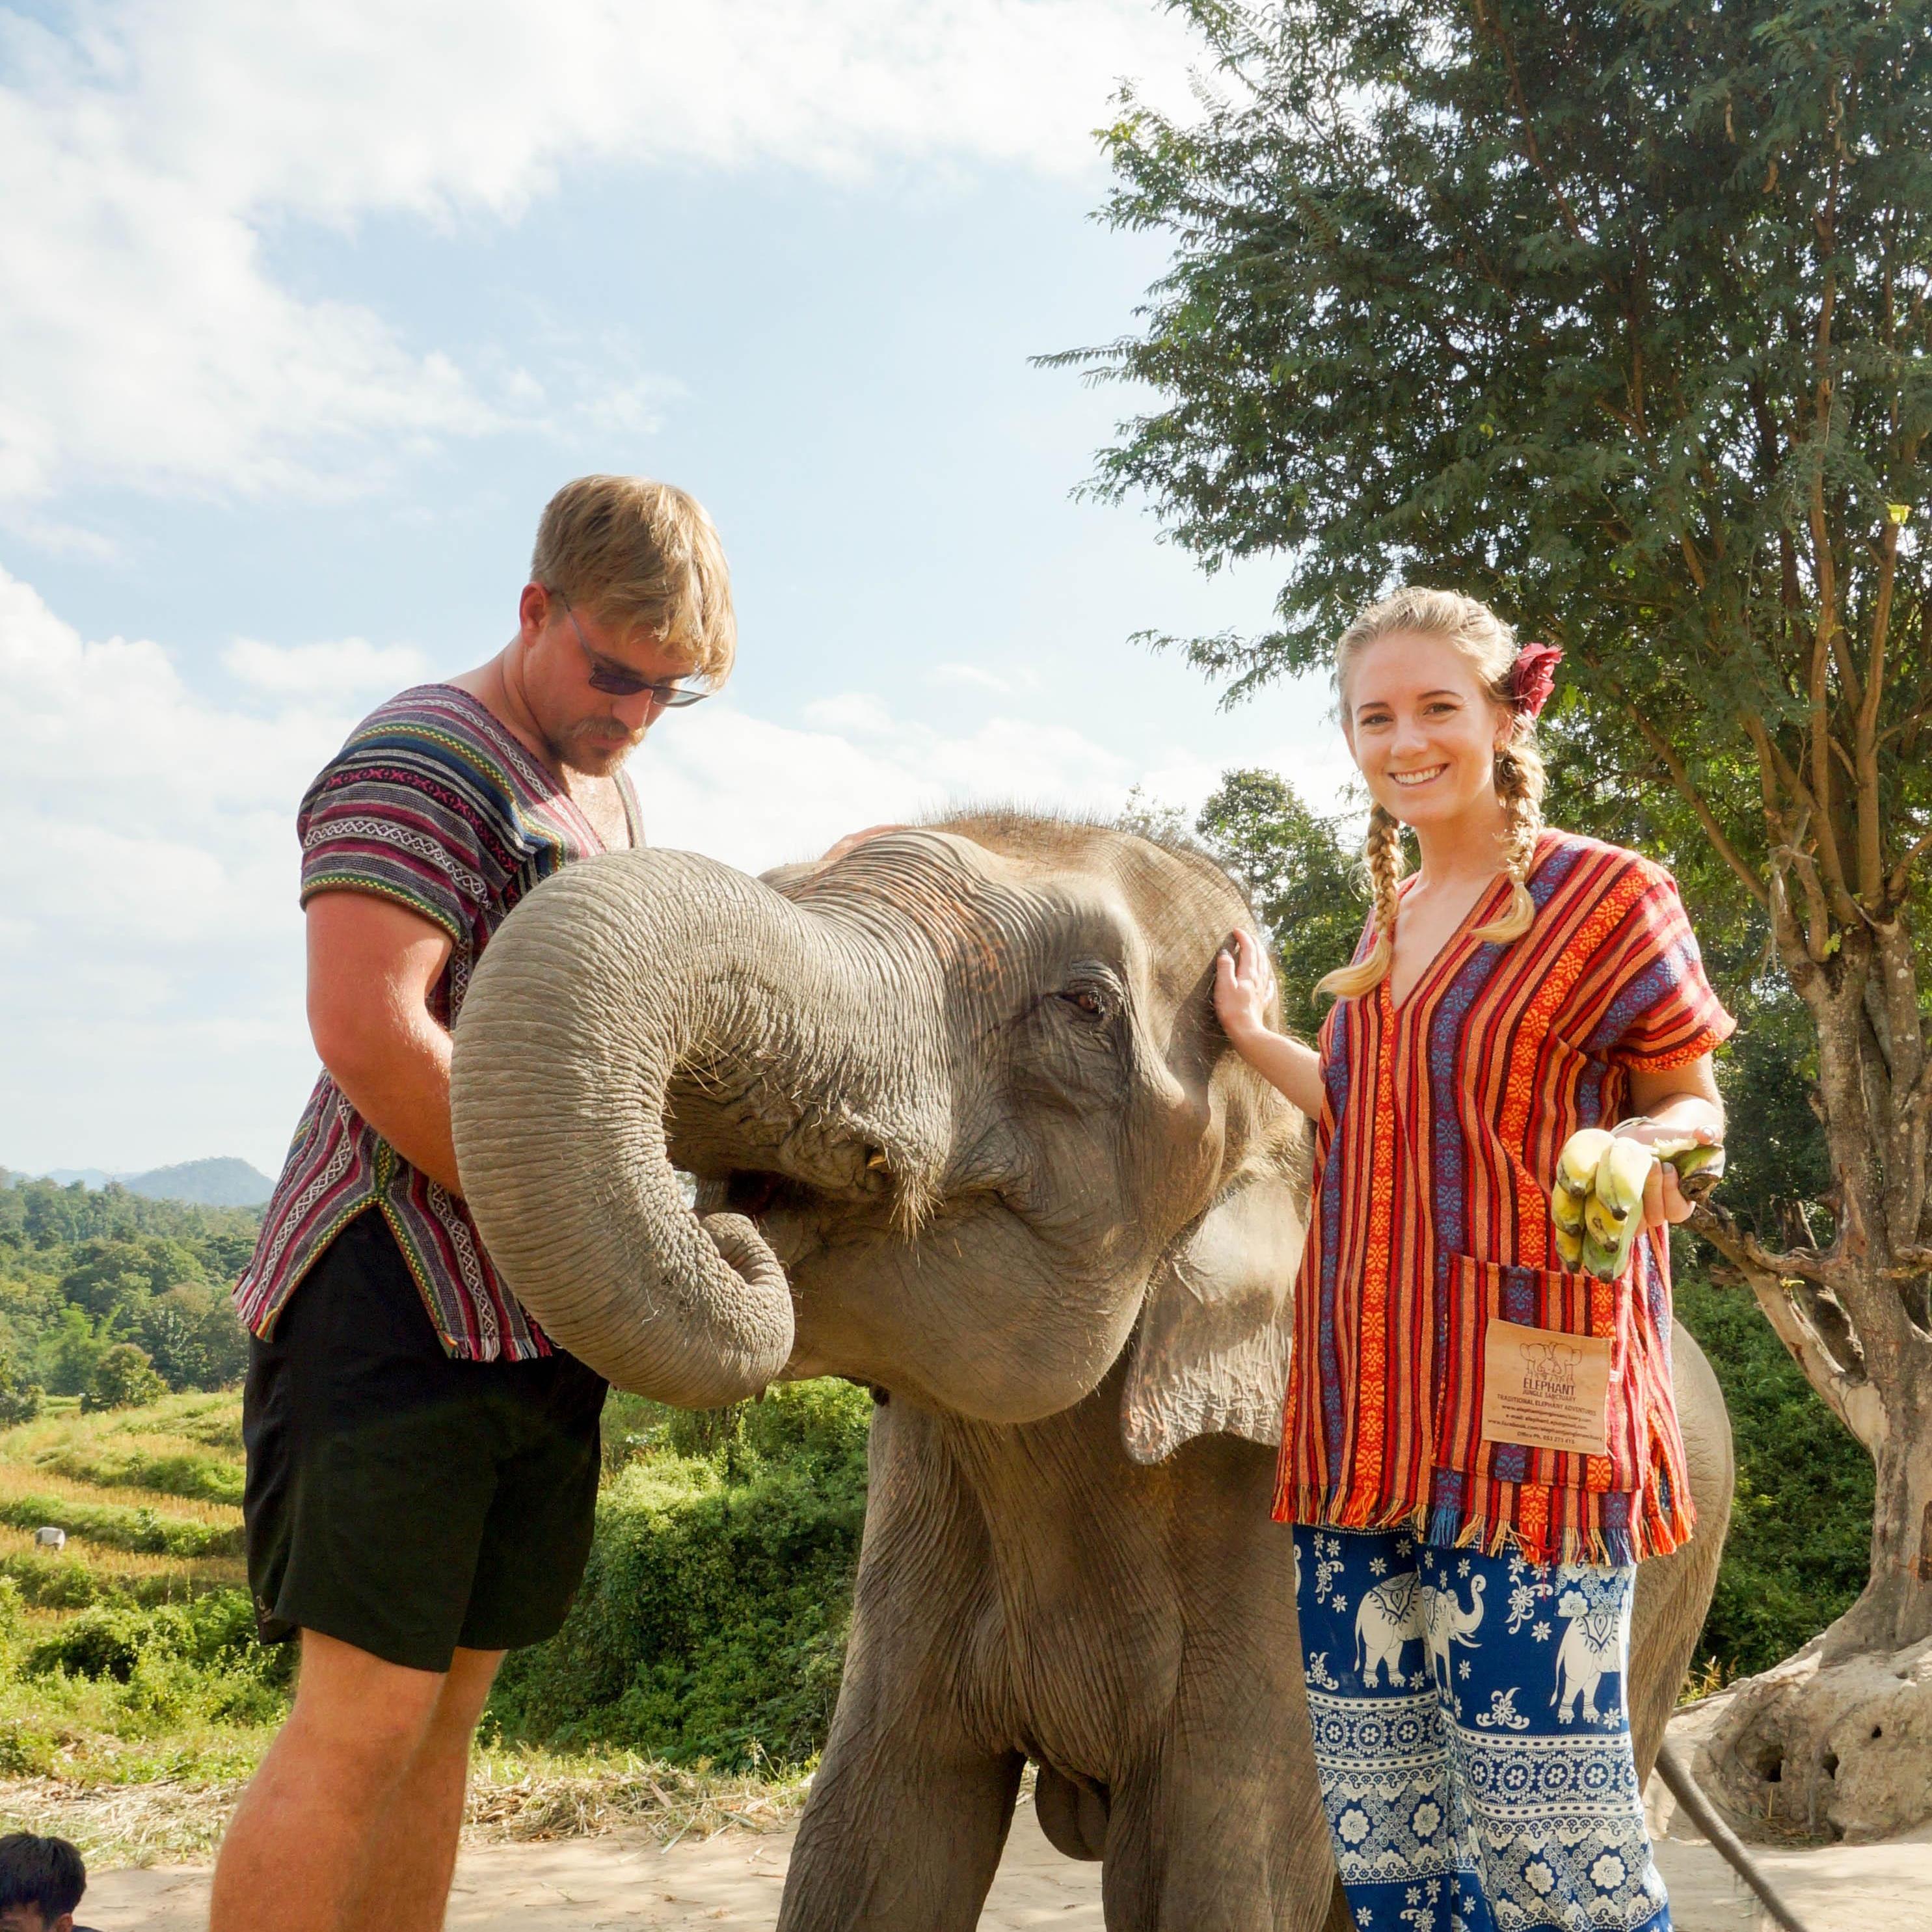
1058, 986, 1112, 1021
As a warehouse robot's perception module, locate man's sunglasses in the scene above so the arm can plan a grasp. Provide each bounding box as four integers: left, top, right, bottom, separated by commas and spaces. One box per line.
557, 597, 710, 708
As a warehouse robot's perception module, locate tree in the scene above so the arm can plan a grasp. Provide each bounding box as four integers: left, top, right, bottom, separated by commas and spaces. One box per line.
1058, 0, 1932, 1830
1195, 769, 1365, 1040
38, 1304, 107, 1398
81, 1342, 167, 1414
0, 1350, 44, 1429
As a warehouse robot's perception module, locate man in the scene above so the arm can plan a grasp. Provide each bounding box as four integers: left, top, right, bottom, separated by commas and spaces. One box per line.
0, 1834, 97, 1932
212, 477, 735, 1932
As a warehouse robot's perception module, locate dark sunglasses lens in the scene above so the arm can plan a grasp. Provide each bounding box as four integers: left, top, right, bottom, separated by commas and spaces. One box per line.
586, 666, 651, 696
585, 665, 708, 705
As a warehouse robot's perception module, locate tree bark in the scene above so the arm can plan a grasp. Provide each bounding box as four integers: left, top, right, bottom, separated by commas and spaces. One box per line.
1697, 915, 1932, 1838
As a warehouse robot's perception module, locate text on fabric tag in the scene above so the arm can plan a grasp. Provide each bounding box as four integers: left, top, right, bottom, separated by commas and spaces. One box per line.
1480, 1319, 1612, 1458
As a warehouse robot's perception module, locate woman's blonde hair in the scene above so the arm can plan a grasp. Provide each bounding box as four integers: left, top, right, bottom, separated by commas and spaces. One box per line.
1315, 586, 1548, 1001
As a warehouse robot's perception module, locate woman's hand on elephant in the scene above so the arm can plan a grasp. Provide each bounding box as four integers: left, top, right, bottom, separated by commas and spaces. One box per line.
1213, 933, 1324, 1116
1213, 929, 1275, 1043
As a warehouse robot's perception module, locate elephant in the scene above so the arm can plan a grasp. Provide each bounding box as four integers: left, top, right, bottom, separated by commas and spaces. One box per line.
1553, 1583, 1630, 1727
1354, 1572, 1425, 1689
448, 813, 1739, 1932
1422, 1572, 1487, 1701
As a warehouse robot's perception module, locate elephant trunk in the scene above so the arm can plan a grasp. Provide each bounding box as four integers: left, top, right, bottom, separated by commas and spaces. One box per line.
449, 848, 943, 1406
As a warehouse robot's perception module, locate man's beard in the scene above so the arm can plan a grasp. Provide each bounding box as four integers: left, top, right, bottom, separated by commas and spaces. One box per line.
550, 716, 643, 777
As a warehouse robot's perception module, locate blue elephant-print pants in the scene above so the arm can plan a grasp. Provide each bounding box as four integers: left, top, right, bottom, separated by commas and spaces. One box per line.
1293, 1527, 1670, 1932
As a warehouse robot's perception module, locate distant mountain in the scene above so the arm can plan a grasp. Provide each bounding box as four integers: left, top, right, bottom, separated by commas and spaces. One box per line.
23, 1158, 275, 1208
124, 1159, 275, 1207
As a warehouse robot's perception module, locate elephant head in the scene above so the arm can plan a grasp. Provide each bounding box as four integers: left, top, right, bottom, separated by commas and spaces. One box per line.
448, 814, 1309, 1455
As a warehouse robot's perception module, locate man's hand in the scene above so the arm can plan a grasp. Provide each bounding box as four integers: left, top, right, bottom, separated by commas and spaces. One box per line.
306, 891, 463, 1194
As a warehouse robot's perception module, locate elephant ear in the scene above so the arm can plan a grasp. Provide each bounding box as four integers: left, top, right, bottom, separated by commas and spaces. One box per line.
1120, 1118, 1310, 1464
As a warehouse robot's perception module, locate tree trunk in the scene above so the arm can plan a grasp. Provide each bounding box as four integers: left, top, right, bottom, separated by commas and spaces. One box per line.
1697, 919, 1932, 1840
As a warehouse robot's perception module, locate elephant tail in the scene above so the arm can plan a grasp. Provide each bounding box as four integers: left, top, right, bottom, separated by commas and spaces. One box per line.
1655, 1743, 1812, 1932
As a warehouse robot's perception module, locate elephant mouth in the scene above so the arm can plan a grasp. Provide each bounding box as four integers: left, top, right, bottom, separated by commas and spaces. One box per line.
705, 1166, 847, 1273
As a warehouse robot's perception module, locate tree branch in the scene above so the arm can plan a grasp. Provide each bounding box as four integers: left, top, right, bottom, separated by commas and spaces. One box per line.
1614, 694, 1769, 908
1471, 1, 1588, 244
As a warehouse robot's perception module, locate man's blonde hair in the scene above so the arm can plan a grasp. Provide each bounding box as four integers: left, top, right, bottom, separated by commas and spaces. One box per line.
531, 476, 736, 683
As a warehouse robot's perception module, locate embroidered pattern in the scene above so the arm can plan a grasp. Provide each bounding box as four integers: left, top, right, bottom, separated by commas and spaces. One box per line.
1276, 833, 1735, 1566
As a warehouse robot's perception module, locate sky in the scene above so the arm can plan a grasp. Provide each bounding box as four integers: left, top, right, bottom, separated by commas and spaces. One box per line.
0, 0, 1360, 1179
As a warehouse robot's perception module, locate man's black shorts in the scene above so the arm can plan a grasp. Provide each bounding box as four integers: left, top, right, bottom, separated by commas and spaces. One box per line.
242, 1211, 607, 1673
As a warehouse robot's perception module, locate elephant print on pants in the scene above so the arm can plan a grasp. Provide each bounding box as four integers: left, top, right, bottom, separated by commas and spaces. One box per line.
1553, 1576, 1630, 1726
1355, 1571, 1425, 1689
1423, 1571, 1486, 1706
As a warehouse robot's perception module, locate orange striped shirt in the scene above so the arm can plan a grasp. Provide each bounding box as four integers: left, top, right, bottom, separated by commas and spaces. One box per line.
1274, 831, 1735, 1566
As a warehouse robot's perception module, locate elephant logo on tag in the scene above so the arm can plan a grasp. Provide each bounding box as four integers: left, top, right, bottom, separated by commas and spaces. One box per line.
1518, 1340, 1581, 1402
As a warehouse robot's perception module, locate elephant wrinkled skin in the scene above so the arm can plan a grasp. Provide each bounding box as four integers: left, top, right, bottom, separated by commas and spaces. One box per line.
449, 814, 1735, 1932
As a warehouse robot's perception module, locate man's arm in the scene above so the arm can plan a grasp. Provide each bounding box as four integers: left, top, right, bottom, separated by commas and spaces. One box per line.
306, 891, 463, 1194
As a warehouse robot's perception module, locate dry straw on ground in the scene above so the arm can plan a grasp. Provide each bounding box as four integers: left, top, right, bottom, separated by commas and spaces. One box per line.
0, 1753, 813, 1866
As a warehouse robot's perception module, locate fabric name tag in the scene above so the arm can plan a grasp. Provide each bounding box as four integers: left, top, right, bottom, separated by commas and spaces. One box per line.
1481, 1319, 1612, 1458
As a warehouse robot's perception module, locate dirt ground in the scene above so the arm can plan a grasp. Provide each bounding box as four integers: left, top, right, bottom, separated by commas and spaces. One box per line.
79, 1782, 1932, 1932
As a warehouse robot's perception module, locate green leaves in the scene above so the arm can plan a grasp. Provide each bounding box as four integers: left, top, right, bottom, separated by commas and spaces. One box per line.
1058, 1, 1932, 878
1192, 767, 1365, 1038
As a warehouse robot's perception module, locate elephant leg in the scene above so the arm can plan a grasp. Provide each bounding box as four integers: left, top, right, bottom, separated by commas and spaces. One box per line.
778, 1400, 1020, 1932
1628, 1326, 1736, 1779
1099, 1650, 1335, 1932
1095, 1449, 1334, 1932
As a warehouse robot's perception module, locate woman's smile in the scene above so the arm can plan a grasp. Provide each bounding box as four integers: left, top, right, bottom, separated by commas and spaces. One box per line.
1388, 763, 1449, 788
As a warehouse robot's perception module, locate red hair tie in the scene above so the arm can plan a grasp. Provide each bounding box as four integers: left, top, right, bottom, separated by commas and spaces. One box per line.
1510, 641, 1563, 720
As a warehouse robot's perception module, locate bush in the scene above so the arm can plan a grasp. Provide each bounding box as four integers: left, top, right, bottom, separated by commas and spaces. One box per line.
0, 1357, 42, 1427
25, 1589, 286, 1687
489, 1380, 873, 1769
81, 1343, 167, 1413
36, 1444, 245, 1509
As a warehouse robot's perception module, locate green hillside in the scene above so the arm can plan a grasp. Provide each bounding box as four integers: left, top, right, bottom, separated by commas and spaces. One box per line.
0, 1176, 256, 1415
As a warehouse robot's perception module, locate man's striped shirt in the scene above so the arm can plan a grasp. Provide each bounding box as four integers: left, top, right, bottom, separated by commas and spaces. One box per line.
232, 685, 639, 1360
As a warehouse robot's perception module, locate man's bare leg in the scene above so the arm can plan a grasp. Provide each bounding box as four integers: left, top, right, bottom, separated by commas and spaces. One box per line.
210, 1632, 498, 1932
346, 1645, 504, 1932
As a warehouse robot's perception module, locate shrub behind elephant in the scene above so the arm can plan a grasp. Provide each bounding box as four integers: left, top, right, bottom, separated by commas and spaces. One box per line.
451, 816, 1735, 1932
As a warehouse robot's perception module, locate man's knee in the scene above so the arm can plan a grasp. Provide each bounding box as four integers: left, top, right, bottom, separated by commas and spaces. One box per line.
284, 1630, 452, 1768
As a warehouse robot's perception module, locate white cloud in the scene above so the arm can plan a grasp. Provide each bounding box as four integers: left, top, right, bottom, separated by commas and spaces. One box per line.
930, 662, 1017, 694
224, 635, 432, 699
0, 0, 1198, 507
0, 567, 1231, 1174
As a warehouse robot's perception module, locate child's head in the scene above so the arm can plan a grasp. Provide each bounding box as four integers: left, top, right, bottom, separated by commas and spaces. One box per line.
0, 1834, 85, 1932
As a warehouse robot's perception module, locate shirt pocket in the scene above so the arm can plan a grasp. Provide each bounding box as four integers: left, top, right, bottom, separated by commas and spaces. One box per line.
1433, 1253, 1641, 1496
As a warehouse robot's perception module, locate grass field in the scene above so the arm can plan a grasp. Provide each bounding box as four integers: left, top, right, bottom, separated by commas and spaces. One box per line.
0, 1390, 813, 1864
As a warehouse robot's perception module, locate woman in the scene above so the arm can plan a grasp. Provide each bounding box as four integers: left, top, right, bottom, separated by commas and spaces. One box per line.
1214, 588, 1732, 1932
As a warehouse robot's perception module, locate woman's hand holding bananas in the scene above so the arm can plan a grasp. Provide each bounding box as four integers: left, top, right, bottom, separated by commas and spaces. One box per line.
1549, 1123, 1724, 1279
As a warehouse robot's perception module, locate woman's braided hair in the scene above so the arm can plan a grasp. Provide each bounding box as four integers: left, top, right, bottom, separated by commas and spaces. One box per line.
1315, 587, 1548, 1002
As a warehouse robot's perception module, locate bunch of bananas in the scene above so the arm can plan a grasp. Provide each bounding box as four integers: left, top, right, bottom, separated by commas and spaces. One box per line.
1550, 1127, 1726, 1278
